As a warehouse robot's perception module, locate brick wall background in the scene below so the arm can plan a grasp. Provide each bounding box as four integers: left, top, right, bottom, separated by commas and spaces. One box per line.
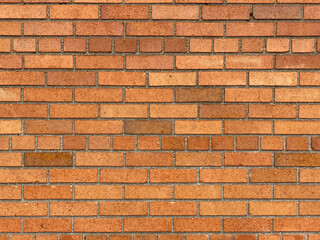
0, 0, 320, 239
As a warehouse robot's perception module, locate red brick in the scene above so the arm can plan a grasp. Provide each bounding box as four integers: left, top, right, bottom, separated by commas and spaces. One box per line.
275, 153, 320, 167
149, 72, 196, 86
164, 38, 187, 53
261, 136, 283, 150
64, 38, 86, 52
38, 136, 61, 150
113, 136, 135, 150
250, 202, 297, 216
88, 136, 110, 150
212, 136, 234, 150
274, 218, 320, 232
190, 39, 212, 53
126, 89, 173, 102
151, 104, 197, 118
0, 5, 46, 18
0, 186, 21, 200
137, 136, 159, 150
199, 72, 246, 86
115, 38, 137, 53
214, 39, 238, 53
0, 120, 21, 134
292, 39, 314, 53
225, 121, 272, 134
63, 136, 86, 150
75, 89, 122, 102
0, 39, 11, 52
12, 136, 35, 150
50, 202, 97, 216
188, 136, 210, 150
24, 120, 72, 134
267, 38, 289, 52
175, 120, 222, 134
0, 219, 20, 232
150, 169, 197, 183
140, 38, 162, 52
200, 104, 246, 119
250, 72, 297, 86
24, 88, 72, 102
161, 136, 185, 150
275, 121, 320, 135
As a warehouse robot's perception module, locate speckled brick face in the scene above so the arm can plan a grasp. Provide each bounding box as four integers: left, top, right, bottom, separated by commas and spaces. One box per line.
0, 0, 319, 239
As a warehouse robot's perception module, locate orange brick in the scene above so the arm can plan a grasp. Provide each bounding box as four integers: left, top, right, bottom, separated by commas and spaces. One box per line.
12, 136, 35, 150
200, 201, 247, 215
225, 121, 272, 134
38, 136, 61, 150
74, 218, 122, 233
225, 88, 273, 102
177, 22, 223, 36
304, 6, 320, 19
0, 88, 20, 101
227, 22, 274, 36
266, 38, 289, 52
174, 218, 221, 232
75, 88, 122, 102
250, 169, 297, 182
277, 22, 320, 36
300, 105, 320, 118
149, 72, 196, 86
161, 136, 185, 150
212, 136, 234, 150
0, 120, 21, 134
13, 38, 36, 52
293, 39, 315, 53
100, 169, 147, 183
126, 22, 174, 36
140, 38, 162, 52
214, 39, 238, 52
0, 137, 9, 151
176, 88, 222, 102
50, 202, 98, 216
275, 153, 320, 167
76, 22, 123, 36
50, 104, 98, 118
115, 38, 137, 53
38, 38, 61, 52
24, 120, 72, 134
75, 185, 122, 200
275, 121, 320, 134
89, 38, 112, 52
165, 38, 187, 53
261, 136, 283, 150
175, 120, 222, 134
88, 136, 111, 150
176, 55, 223, 69
188, 136, 210, 150
125, 185, 172, 199
300, 72, 320, 86
0, 22, 21, 36
274, 218, 320, 232
113, 136, 135, 150
25, 55, 72, 69
274, 185, 320, 199
24, 185, 72, 199
125, 120, 171, 135
226, 56, 273, 69
0, 219, 20, 232
200, 169, 247, 183
199, 72, 247, 86
76, 152, 123, 166
152, 5, 199, 20
0, 71, 44, 85
253, 5, 301, 19
225, 153, 272, 166
203, 5, 250, 20
150, 202, 197, 215
63, 136, 86, 150
0, 186, 21, 200
124, 218, 171, 232
224, 218, 271, 232
286, 137, 309, 151
176, 152, 222, 166
248, 104, 297, 118
175, 185, 221, 199
137, 136, 159, 150
126, 89, 173, 102
24, 22, 73, 36
0, 55, 22, 69
99, 72, 146, 86
0, 169, 45, 183
76, 56, 123, 69
48, 72, 96, 86
100, 202, 147, 216
101, 104, 147, 118
236, 136, 259, 150
190, 39, 212, 52
0, 39, 10, 52
151, 104, 197, 118
50, 5, 99, 19
126, 152, 173, 167
126, 56, 173, 70
250, 72, 297, 86
64, 38, 86, 52
101, 5, 149, 19
50, 169, 98, 183
0, 5, 46, 18
24, 88, 72, 102
150, 169, 196, 183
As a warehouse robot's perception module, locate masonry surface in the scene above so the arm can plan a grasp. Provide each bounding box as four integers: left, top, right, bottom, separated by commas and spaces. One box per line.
1, 0, 320, 239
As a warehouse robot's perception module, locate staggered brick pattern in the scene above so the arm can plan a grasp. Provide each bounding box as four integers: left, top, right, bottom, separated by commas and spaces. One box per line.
2, 0, 320, 239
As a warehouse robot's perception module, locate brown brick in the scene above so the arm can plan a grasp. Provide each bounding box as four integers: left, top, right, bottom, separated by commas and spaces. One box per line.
76, 56, 123, 69
0, 104, 47, 118
277, 22, 320, 36
0, 219, 20, 232
0, 55, 22, 69
63, 136, 86, 150
50, 104, 99, 118
38, 136, 61, 150
137, 136, 159, 150
248, 104, 297, 118
76, 152, 123, 167
150, 169, 197, 183
50, 169, 97, 183
226, 56, 273, 69
236, 136, 259, 150
140, 38, 162, 52
115, 38, 137, 53
190, 39, 212, 53
274, 218, 320, 232
0, 186, 21, 200
13, 38, 36, 52
250, 202, 297, 216
261, 136, 283, 150
267, 38, 289, 52
0, 22, 21, 36
24, 120, 72, 134
75, 89, 122, 102
304, 6, 320, 19
149, 72, 196, 86
161, 136, 185, 150
125, 120, 172, 134
25, 55, 72, 69
12, 136, 35, 150
224, 121, 272, 134
212, 136, 234, 150
188, 136, 210, 150
0, 169, 45, 183
286, 137, 309, 151
176, 56, 223, 69
64, 38, 86, 52
38, 38, 61, 52
165, 38, 187, 53
88, 136, 111, 150
175, 120, 222, 134
24, 88, 72, 102
24, 22, 72, 36
24, 152, 73, 167
292, 39, 314, 53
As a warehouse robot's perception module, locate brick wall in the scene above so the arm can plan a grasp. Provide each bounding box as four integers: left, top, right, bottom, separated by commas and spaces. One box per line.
0, 0, 320, 239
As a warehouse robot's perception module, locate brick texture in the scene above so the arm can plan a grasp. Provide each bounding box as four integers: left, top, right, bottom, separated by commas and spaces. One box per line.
0, 0, 318, 239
